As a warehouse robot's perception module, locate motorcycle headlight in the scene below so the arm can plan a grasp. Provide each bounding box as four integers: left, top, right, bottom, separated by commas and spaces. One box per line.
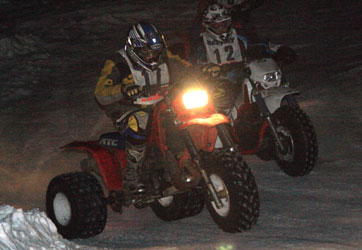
182, 90, 208, 109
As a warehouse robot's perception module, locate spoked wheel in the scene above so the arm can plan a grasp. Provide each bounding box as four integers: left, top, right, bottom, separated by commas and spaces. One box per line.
205, 151, 259, 233
272, 106, 318, 176
46, 172, 107, 239
150, 188, 204, 221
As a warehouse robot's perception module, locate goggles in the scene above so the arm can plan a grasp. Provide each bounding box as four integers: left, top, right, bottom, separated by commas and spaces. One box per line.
209, 19, 232, 35
135, 47, 163, 63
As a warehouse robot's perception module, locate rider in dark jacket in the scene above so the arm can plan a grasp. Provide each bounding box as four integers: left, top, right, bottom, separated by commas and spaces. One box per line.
186, 0, 264, 59
189, 4, 296, 113
189, 4, 296, 74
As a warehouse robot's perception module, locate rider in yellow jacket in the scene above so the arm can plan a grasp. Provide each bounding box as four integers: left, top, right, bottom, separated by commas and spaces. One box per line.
94, 22, 191, 194
95, 48, 191, 128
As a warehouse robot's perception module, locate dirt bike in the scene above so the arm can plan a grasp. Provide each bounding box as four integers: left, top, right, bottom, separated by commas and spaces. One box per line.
45, 76, 260, 239
215, 58, 318, 176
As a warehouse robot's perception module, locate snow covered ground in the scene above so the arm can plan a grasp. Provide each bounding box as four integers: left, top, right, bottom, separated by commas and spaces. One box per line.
0, 205, 101, 249
0, 0, 361, 249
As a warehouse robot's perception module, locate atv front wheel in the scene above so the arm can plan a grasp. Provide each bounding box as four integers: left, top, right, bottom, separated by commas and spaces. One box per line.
46, 172, 107, 239
150, 188, 204, 221
272, 106, 318, 176
205, 152, 259, 233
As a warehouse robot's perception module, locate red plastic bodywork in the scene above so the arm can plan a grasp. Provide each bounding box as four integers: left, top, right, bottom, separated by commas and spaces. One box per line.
238, 120, 269, 155
232, 95, 271, 155
178, 113, 229, 130
148, 92, 230, 158
62, 89, 230, 192
61, 141, 125, 191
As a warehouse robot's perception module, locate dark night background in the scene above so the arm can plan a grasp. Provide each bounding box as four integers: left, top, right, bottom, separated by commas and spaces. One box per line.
0, 0, 361, 249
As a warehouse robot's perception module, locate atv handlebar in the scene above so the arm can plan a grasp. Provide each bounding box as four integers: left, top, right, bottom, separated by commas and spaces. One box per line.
200, 62, 250, 79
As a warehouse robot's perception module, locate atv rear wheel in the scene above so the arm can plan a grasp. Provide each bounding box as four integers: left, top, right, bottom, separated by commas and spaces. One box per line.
272, 106, 318, 176
150, 188, 204, 221
46, 172, 107, 239
205, 152, 259, 233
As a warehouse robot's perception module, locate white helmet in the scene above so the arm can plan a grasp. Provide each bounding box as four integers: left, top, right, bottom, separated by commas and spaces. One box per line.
202, 4, 232, 42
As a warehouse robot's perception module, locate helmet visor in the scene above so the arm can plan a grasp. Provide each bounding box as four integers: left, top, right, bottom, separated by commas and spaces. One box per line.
209, 19, 232, 35
135, 47, 163, 64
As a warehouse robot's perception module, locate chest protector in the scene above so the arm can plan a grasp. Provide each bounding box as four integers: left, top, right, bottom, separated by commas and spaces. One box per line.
202, 28, 243, 64
119, 50, 170, 90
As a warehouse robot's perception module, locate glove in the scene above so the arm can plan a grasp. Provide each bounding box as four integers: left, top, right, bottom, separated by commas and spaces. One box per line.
273, 46, 297, 65
202, 63, 221, 77
122, 84, 142, 98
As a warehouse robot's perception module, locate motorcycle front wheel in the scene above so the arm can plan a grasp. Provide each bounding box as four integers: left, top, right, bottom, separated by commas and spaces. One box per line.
272, 106, 318, 176
205, 151, 259, 233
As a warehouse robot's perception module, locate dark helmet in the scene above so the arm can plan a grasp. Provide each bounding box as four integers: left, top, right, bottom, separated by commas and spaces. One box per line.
202, 4, 232, 42
126, 22, 166, 71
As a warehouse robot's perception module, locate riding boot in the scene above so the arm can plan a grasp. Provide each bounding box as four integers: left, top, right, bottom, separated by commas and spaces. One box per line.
124, 141, 146, 194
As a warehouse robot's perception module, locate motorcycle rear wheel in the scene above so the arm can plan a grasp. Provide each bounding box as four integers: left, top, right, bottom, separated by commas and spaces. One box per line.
205, 152, 259, 233
150, 188, 204, 221
272, 106, 318, 176
46, 172, 107, 239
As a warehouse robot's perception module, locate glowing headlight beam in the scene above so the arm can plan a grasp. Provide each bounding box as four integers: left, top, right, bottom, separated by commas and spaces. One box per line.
182, 90, 208, 109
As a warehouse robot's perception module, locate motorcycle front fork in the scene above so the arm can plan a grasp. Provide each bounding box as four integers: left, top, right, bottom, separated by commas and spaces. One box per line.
254, 92, 287, 153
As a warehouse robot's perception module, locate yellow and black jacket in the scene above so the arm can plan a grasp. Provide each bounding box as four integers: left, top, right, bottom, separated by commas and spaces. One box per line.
95, 49, 192, 106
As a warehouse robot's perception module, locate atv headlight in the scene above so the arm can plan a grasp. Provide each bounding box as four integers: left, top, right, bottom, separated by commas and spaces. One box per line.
263, 71, 280, 82
183, 90, 208, 109
261, 71, 281, 89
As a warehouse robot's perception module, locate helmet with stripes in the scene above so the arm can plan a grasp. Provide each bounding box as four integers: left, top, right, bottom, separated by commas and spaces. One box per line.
126, 22, 165, 71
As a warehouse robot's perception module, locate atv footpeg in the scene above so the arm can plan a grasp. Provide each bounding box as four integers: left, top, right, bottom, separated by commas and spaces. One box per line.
108, 191, 123, 213
128, 183, 146, 194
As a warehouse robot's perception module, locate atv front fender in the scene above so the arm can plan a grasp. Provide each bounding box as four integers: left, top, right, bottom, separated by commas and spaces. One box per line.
61, 141, 124, 191
261, 87, 299, 114
178, 113, 230, 130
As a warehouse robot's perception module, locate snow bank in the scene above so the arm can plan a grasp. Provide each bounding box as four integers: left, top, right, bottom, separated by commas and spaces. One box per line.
0, 205, 84, 250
